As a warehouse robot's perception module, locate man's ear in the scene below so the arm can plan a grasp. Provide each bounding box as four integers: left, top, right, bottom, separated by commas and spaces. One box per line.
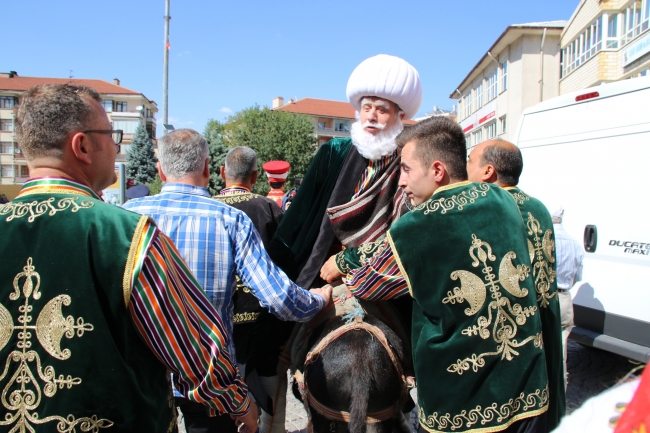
251, 170, 258, 186
157, 161, 167, 182
203, 158, 210, 179
70, 132, 92, 165
399, 111, 405, 121
431, 160, 446, 183
219, 166, 226, 182
482, 164, 498, 183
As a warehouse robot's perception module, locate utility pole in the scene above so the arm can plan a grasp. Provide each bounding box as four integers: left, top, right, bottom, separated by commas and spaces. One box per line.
162, 0, 171, 135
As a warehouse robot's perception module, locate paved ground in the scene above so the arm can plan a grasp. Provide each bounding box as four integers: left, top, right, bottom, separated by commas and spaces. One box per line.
178, 339, 643, 433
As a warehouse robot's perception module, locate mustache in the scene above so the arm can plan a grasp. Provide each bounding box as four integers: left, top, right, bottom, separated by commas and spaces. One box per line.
362, 121, 387, 130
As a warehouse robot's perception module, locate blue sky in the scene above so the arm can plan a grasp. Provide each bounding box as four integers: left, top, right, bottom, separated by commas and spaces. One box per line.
7, 1, 578, 136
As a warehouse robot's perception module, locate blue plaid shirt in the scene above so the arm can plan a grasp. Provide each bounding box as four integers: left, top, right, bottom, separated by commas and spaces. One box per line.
123, 183, 325, 358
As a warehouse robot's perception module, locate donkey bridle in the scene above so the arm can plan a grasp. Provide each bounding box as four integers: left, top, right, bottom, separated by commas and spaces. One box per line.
296, 317, 409, 424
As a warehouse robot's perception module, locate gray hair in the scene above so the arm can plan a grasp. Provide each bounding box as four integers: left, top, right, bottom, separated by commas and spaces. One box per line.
224, 146, 258, 181
16, 84, 102, 160
157, 129, 209, 179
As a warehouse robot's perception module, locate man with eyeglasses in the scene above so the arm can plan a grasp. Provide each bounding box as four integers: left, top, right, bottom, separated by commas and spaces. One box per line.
0, 84, 268, 433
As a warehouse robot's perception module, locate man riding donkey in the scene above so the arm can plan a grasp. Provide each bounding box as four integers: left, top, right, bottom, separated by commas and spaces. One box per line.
248, 54, 423, 432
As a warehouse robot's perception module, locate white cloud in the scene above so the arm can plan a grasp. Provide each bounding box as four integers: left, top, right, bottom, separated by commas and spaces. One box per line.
219, 107, 233, 114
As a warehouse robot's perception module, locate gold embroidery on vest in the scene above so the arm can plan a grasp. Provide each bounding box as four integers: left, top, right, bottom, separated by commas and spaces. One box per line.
416, 183, 490, 215
214, 193, 261, 204
1, 197, 94, 223
509, 192, 529, 205
235, 276, 251, 294
335, 251, 351, 274
357, 238, 387, 265
443, 235, 541, 375
525, 212, 557, 308
233, 312, 260, 323
418, 385, 549, 432
0, 258, 113, 432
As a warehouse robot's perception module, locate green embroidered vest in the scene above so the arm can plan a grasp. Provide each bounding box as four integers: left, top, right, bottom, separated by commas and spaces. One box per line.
505, 186, 566, 430
388, 182, 548, 433
0, 192, 175, 432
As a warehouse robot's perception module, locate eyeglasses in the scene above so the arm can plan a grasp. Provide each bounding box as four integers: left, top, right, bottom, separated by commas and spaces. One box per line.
83, 129, 123, 145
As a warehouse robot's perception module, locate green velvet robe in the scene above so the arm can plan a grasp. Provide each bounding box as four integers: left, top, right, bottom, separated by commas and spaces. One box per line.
389, 182, 548, 433
505, 186, 566, 430
0, 189, 175, 432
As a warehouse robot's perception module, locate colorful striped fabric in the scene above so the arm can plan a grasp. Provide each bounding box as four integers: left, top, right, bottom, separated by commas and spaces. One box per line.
345, 238, 410, 300
19, 177, 101, 199
352, 150, 398, 199
129, 225, 251, 415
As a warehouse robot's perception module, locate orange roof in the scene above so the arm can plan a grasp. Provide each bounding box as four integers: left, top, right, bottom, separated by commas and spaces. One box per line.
276, 98, 355, 119
0, 75, 145, 97
276, 97, 416, 124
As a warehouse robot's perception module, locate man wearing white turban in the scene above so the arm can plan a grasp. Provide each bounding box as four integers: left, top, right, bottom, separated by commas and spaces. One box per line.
269, 54, 422, 289
257, 55, 421, 426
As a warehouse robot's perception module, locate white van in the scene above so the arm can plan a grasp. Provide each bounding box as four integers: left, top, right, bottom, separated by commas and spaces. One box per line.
513, 76, 650, 363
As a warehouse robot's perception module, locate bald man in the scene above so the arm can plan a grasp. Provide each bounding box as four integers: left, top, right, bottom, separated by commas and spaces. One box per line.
467, 139, 566, 431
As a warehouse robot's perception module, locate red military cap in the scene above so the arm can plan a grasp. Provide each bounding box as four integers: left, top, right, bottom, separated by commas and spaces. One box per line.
262, 160, 290, 182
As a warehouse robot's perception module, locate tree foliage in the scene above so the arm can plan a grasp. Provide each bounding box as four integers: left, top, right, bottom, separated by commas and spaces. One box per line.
204, 106, 317, 195
204, 120, 228, 195
126, 124, 158, 185
147, 175, 163, 196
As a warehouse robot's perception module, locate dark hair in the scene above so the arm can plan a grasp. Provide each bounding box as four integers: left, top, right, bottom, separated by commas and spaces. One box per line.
15, 84, 102, 160
396, 117, 468, 180
269, 181, 285, 189
481, 142, 523, 186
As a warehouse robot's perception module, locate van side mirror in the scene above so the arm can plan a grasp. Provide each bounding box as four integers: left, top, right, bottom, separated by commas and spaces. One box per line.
584, 225, 598, 253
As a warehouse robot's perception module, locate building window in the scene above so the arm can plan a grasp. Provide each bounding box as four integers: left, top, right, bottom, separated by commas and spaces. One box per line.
1, 164, 14, 177
0, 119, 13, 131
19, 165, 29, 177
622, 0, 646, 45
500, 61, 508, 92
606, 13, 620, 49
103, 100, 114, 113
465, 133, 472, 149
112, 120, 140, 134
0, 96, 16, 108
486, 69, 498, 101
1, 142, 12, 154
463, 93, 472, 119
485, 121, 497, 139
335, 119, 350, 132
475, 82, 484, 109
562, 16, 604, 78
114, 101, 127, 112
500, 116, 507, 134
473, 129, 483, 146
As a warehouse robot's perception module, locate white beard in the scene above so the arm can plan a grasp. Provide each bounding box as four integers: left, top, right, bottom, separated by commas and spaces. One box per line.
350, 115, 403, 160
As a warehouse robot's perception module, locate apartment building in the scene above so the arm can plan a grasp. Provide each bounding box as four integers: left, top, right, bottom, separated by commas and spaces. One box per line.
560, 0, 650, 93
450, 22, 566, 148
273, 96, 418, 146
272, 97, 355, 146
0, 72, 157, 197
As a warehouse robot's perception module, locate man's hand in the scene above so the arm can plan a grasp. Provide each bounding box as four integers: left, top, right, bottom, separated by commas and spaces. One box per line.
320, 255, 343, 283
310, 284, 333, 305
231, 403, 259, 433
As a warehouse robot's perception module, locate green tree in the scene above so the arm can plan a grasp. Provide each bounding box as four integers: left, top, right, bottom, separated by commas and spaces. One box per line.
126, 124, 158, 184
147, 175, 163, 195
221, 106, 317, 195
204, 119, 228, 195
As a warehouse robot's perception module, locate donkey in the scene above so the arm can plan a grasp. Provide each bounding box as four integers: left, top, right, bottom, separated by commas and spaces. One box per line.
294, 313, 413, 433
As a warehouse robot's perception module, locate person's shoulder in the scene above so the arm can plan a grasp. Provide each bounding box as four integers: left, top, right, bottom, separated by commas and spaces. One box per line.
318, 137, 352, 153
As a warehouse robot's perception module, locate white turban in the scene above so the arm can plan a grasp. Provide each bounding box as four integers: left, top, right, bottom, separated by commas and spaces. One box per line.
346, 54, 423, 120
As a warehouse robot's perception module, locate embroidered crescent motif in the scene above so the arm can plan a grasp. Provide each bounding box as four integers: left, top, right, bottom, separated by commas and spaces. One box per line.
0, 258, 112, 432
443, 235, 541, 375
